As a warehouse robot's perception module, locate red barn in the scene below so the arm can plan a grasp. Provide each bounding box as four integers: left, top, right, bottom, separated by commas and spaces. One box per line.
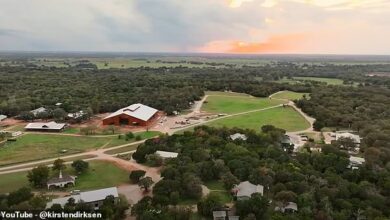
103, 103, 158, 126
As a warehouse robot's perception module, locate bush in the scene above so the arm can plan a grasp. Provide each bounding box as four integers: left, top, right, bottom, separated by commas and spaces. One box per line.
129, 170, 146, 183
135, 135, 142, 141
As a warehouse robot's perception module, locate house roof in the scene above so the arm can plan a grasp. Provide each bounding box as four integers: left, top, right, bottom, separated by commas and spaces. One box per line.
31, 107, 47, 115
0, 115, 7, 121
212, 211, 226, 218
25, 121, 66, 130
47, 173, 75, 185
46, 187, 119, 208
236, 181, 264, 197
104, 103, 158, 122
156, 150, 178, 158
350, 156, 365, 165
230, 133, 247, 141
336, 132, 361, 144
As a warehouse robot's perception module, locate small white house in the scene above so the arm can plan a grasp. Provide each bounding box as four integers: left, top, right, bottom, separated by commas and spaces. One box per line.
30, 107, 47, 116
230, 133, 247, 141
275, 202, 298, 213
155, 150, 178, 159
233, 181, 264, 200
25, 121, 66, 132
335, 132, 361, 145
349, 156, 365, 169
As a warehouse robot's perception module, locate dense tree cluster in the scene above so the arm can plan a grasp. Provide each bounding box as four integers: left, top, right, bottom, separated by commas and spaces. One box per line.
132, 126, 390, 219
296, 86, 390, 168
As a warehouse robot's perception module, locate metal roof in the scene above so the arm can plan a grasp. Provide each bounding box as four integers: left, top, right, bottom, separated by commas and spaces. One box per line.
30, 107, 47, 115
46, 187, 118, 208
25, 121, 66, 130
336, 132, 361, 144
156, 150, 178, 158
230, 133, 247, 141
236, 181, 264, 198
104, 103, 158, 122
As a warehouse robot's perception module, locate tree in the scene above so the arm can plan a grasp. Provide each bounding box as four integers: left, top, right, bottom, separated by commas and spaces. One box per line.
129, 170, 146, 183
7, 187, 33, 206
146, 154, 163, 167
197, 193, 224, 217
52, 158, 66, 171
236, 193, 269, 219
138, 177, 154, 192
71, 160, 89, 173
221, 172, 239, 190
52, 108, 67, 121
27, 165, 50, 188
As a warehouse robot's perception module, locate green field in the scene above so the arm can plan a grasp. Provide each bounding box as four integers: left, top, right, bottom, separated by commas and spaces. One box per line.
202, 93, 285, 114
271, 91, 309, 100
206, 106, 310, 132
276, 77, 344, 85
0, 161, 129, 194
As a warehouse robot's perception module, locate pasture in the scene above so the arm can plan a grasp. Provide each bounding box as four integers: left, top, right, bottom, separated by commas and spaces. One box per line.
202, 92, 286, 114
276, 77, 344, 85
206, 106, 311, 132
271, 91, 310, 100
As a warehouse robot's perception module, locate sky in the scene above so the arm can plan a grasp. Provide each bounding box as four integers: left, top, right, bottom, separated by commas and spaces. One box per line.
0, 0, 389, 54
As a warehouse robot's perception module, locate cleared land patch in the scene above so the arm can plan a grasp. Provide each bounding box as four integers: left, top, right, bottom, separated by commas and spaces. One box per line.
271, 91, 310, 100
206, 106, 311, 132
276, 77, 344, 85
202, 93, 286, 114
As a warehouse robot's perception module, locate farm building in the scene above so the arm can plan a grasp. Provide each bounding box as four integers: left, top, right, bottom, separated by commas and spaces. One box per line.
46, 187, 119, 210
103, 103, 158, 126
25, 121, 66, 132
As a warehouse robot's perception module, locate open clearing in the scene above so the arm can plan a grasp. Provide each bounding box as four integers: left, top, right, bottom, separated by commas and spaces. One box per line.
202, 93, 286, 114
0, 160, 129, 194
206, 106, 311, 132
271, 91, 310, 100
0, 131, 160, 166
276, 77, 344, 85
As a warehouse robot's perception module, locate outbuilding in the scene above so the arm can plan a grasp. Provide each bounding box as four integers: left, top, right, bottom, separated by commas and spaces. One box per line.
25, 121, 66, 132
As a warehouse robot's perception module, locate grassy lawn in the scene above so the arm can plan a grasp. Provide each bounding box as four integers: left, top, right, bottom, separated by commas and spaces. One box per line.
0, 161, 129, 194
103, 131, 161, 148
0, 134, 112, 166
293, 77, 344, 85
68, 161, 129, 190
271, 91, 310, 100
105, 144, 140, 155
0, 171, 30, 194
202, 94, 285, 114
204, 180, 225, 191
206, 106, 310, 132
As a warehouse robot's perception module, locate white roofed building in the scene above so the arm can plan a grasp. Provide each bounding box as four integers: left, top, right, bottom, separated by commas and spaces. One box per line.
349, 156, 365, 169
335, 132, 361, 145
156, 150, 178, 159
0, 115, 7, 121
30, 107, 47, 116
233, 181, 264, 200
46, 187, 119, 210
230, 133, 247, 141
25, 121, 66, 132
103, 103, 159, 126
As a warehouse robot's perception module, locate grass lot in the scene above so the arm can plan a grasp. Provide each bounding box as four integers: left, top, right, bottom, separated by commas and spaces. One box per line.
276, 77, 344, 85
206, 106, 310, 132
204, 180, 225, 191
0, 134, 111, 166
202, 93, 285, 114
293, 77, 344, 85
105, 144, 140, 155
271, 91, 310, 100
68, 161, 129, 190
103, 131, 161, 148
0, 131, 160, 166
0, 161, 129, 194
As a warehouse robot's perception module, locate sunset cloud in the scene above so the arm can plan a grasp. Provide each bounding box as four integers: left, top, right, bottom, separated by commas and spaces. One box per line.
0, 0, 389, 54
199, 33, 308, 53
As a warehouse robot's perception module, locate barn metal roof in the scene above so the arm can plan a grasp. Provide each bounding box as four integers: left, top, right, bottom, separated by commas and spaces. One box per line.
104, 103, 158, 122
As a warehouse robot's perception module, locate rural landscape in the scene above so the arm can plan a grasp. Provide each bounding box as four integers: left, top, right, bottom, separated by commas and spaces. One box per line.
1, 53, 390, 220
1, 0, 390, 219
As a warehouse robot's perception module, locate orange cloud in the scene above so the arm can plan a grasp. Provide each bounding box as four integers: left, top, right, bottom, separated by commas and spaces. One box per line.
199, 33, 308, 53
